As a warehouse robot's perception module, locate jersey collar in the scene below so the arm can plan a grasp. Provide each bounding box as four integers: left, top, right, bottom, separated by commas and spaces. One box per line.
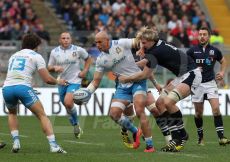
60, 44, 72, 50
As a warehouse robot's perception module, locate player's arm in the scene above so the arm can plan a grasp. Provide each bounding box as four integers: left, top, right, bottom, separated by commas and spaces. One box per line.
47, 65, 64, 73
86, 71, 103, 93
136, 59, 148, 68
216, 56, 227, 80
38, 68, 66, 85
119, 66, 153, 83
149, 73, 162, 93
78, 56, 92, 78
47, 52, 64, 73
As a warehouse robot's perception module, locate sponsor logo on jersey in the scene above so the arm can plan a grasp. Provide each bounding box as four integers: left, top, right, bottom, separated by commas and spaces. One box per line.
72, 52, 77, 57
209, 50, 214, 55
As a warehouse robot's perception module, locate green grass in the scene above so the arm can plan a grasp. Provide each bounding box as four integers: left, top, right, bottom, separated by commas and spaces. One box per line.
0, 116, 230, 162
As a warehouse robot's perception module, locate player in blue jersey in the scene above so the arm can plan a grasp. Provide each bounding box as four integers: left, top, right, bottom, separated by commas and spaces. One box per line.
48, 32, 91, 139
81, 31, 155, 152
2, 34, 67, 153
187, 27, 230, 146
119, 27, 202, 152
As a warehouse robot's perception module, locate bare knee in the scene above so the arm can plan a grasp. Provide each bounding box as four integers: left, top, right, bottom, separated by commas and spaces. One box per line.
64, 101, 74, 109
109, 109, 122, 121
156, 97, 165, 109
212, 107, 221, 116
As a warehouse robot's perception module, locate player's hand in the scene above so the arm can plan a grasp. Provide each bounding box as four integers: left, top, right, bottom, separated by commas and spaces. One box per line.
78, 70, 87, 78
155, 84, 162, 94
216, 71, 224, 80
54, 66, 64, 73
118, 75, 129, 83
136, 48, 145, 57
57, 79, 69, 86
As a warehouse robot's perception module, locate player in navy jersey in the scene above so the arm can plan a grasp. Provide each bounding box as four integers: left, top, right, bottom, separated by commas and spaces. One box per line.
187, 27, 230, 146
119, 27, 202, 152
48, 32, 91, 139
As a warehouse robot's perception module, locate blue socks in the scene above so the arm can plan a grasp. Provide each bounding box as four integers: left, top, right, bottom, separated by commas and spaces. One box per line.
117, 116, 138, 134
68, 106, 78, 126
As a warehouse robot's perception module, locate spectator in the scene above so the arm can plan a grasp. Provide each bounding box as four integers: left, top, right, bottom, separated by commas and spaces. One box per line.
36, 24, 50, 44
210, 29, 224, 45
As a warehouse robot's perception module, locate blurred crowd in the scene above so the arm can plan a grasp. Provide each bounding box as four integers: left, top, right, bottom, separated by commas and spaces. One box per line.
51, 0, 219, 48
0, 0, 50, 43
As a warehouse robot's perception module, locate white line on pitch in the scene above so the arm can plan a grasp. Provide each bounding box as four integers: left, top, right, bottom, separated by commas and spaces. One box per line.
159, 152, 205, 158
0, 132, 29, 138
64, 140, 105, 146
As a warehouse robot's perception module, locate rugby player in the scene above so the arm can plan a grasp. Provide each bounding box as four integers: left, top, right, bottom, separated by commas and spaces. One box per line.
48, 32, 91, 138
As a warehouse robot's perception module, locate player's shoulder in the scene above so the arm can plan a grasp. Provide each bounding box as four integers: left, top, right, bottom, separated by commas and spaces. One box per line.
51, 46, 61, 53
209, 44, 221, 52
111, 39, 133, 47
95, 53, 105, 64
18, 49, 40, 56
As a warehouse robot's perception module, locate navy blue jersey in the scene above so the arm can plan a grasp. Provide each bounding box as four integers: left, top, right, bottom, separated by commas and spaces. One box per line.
186, 44, 223, 83
145, 40, 197, 76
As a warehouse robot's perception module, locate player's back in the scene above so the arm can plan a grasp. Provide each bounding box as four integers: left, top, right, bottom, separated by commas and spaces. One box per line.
145, 40, 196, 76
3, 49, 46, 87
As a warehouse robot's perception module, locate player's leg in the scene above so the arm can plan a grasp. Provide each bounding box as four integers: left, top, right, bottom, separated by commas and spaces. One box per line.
17, 85, 66, 153
132, 81, 155, 152
2, 86, 20, 153
60, 84, 83, 138
133, 93, 155, 152
154, 82, 176, 146
161, 83, 190, 152
8, 108, 20, 153
191, 83, 205, 146
209, 98, 230, 145
110, 100, 137, 134
121, 103, 135, 148
29, 101, 66, 153
194, 102, 205, 145
109, 100, 139, 147
146, 91, 171, 144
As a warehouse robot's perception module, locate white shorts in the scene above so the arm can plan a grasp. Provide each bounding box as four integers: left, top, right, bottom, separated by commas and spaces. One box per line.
171, 68, 202, 89
191, 80, 219, 102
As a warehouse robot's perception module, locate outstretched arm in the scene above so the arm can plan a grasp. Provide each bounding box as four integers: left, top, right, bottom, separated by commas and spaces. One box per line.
38, 68, 67, 85
148, 73, 162, 93
136, 59, 148, 69
118, 66, 153, 83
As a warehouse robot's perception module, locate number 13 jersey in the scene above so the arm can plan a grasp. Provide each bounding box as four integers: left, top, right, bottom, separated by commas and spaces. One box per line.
4, 49, 46, 87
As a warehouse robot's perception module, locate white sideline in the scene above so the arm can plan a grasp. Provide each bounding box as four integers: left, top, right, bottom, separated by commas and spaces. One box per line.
64, 140, 105, 146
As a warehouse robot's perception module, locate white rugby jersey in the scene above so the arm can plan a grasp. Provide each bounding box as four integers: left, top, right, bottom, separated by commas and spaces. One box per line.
48, 44, 89, 84
96, 39, 141, 76
4, 49, 46, 87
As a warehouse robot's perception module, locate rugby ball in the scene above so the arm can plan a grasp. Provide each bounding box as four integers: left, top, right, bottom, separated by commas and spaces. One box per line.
73, 89, 91, 105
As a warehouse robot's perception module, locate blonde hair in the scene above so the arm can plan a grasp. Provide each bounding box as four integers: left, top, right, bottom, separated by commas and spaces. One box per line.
136, 26, 159, 42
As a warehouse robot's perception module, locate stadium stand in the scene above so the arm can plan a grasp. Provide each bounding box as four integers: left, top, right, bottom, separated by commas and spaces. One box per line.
203, 0, 230, 45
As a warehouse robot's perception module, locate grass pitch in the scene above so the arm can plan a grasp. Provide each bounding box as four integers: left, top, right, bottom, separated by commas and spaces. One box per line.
0, 115, 229, 162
